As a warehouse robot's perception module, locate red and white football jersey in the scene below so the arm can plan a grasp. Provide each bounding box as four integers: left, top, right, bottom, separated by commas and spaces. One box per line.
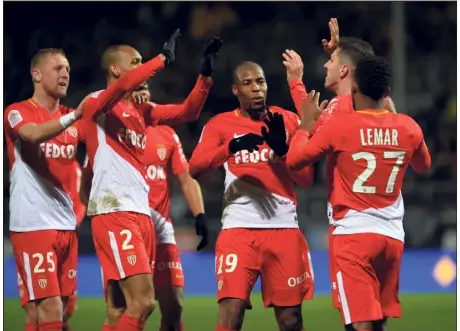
287, 109, 431, 242
190, 107, 313, 229
4, 99, 85, 231
83, 74, 212, 217
144, 125, 189, 244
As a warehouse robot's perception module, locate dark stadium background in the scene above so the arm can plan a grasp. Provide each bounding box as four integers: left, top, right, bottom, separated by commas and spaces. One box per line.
3, 2, 457, 329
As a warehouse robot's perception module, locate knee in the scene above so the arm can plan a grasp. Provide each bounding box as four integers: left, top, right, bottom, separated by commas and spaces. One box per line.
218, 299, 246, 330
277, 307, 303, 331
24, 303, 38, 324
131, 294, 156, 316
106, 307, 124, 326
36, 296, 63, 322
279, 317, 303, 331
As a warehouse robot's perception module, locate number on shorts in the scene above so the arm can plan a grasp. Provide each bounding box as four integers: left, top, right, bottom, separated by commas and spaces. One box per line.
351, 151, 406, 194
120, 229, 134, 250
216, 254, 238, 275
32, 252, 55, 274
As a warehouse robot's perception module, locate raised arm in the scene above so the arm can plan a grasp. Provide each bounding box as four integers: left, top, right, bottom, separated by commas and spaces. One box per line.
145, 75, 213, 126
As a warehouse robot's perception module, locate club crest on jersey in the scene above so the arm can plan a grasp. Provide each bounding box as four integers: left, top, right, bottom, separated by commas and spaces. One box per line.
38, 278, 48, 289
66, 127, 78, 138
157, 146, 166, 161
127, 254, 137, 265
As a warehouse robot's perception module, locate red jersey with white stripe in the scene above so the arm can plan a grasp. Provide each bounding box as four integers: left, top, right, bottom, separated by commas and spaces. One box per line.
83, 71, 212, 217
4, 99, 85, 232
144, 125, 188, 244
190, 107, 313, 229
287, 110, 431, 242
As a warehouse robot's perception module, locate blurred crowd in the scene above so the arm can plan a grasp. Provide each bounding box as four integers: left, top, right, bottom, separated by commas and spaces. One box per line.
3, 2, 457, 254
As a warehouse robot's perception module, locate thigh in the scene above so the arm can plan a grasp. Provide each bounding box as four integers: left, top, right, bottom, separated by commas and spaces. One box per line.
140, 215, 156, 276
375, 237, 404, 319
154, 244, 184, 288
332, 234, 384, 325
11, 230, 61, 302
91, 212, 152, 282
65, 292, 77, 315
328, 225, 341, 309
261, 229, 314, 308
58, 230, 78, 298
215, 229, 260, 307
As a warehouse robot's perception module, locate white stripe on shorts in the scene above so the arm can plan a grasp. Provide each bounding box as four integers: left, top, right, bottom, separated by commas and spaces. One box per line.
108, 231, 125, 279
23, 252, 35, 301
337, 271, 352, 325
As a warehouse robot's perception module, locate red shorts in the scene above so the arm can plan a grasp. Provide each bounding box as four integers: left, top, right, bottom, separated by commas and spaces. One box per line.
17, 270, 78, 314
11, 230, 78, 302
154, 244, 184, 288
332, 233, 404, 324
215, 228, 314, 308
92, 212, 155, 283
328, 226, 341, 309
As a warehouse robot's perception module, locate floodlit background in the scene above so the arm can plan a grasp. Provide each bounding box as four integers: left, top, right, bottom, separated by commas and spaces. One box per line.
3, 2, 456, 330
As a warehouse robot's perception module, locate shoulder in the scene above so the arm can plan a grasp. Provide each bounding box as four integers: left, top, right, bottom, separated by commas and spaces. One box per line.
4, 100, 32, 124
205, 111, 234, 128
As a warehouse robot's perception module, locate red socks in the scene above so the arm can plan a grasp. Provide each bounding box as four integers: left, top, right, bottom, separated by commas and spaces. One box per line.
215, 326, 238, 331
25, 324, 38, 331
38, 322, 63, 331
101, 325, 117, 331
160, 321, 184, 331
115, 314, 145, 331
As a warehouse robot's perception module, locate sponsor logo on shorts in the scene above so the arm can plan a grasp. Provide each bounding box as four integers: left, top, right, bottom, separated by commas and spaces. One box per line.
38, 278, 48, 289
127, 255, 137, 265
218, 279, 224, 291
287, 271, 311, 288
157, 261, 182, 271
68, 269, 77, 279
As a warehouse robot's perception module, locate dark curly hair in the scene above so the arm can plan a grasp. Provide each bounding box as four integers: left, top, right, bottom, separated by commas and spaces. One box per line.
355, 56, 392, 101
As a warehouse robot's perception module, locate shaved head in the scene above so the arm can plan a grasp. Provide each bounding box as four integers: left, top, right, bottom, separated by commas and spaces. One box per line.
233, 61, 264, 84
101, 45, 142, 79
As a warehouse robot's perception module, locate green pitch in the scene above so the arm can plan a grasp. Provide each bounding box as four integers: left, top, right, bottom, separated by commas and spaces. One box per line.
4, 294, 456, 330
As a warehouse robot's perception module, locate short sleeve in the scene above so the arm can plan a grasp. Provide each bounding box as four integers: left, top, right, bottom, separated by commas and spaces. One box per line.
4, 105, 32, 139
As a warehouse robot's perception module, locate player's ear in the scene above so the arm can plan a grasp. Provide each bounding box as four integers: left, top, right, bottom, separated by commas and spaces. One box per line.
110, 64, 121, 79
339, 65, 350, 79
31, 68, 42, 83
231, 84, 238, 97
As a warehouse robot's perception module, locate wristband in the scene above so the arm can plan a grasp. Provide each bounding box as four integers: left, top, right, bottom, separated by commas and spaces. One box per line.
59, 111, 76, 129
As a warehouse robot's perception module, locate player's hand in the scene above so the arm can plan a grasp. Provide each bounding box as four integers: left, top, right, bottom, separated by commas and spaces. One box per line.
161, 28, 181, 66
132, 91, 150, 104
194, 213, 208, 251
261, 112, 289, 157
383, 96, 397, 114
74, 93, 92, 120
322, 18, 339, 54
200, 36, 224, 77
299, 90, 329, 132
228, 133, 264, 154
282, 49, 304, 83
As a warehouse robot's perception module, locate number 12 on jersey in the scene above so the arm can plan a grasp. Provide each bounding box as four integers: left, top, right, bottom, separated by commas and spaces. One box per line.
352, 151, 406, 194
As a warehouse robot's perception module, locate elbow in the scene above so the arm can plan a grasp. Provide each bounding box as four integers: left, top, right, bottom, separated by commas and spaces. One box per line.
285, 154, 300, 171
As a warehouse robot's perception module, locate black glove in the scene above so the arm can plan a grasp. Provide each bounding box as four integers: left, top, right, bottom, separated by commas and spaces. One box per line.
228, 133, 264, 154
195, 213, 208, 251
200, 36, 224, 77
161, 29, 181, 66
261, 111, 289, 157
